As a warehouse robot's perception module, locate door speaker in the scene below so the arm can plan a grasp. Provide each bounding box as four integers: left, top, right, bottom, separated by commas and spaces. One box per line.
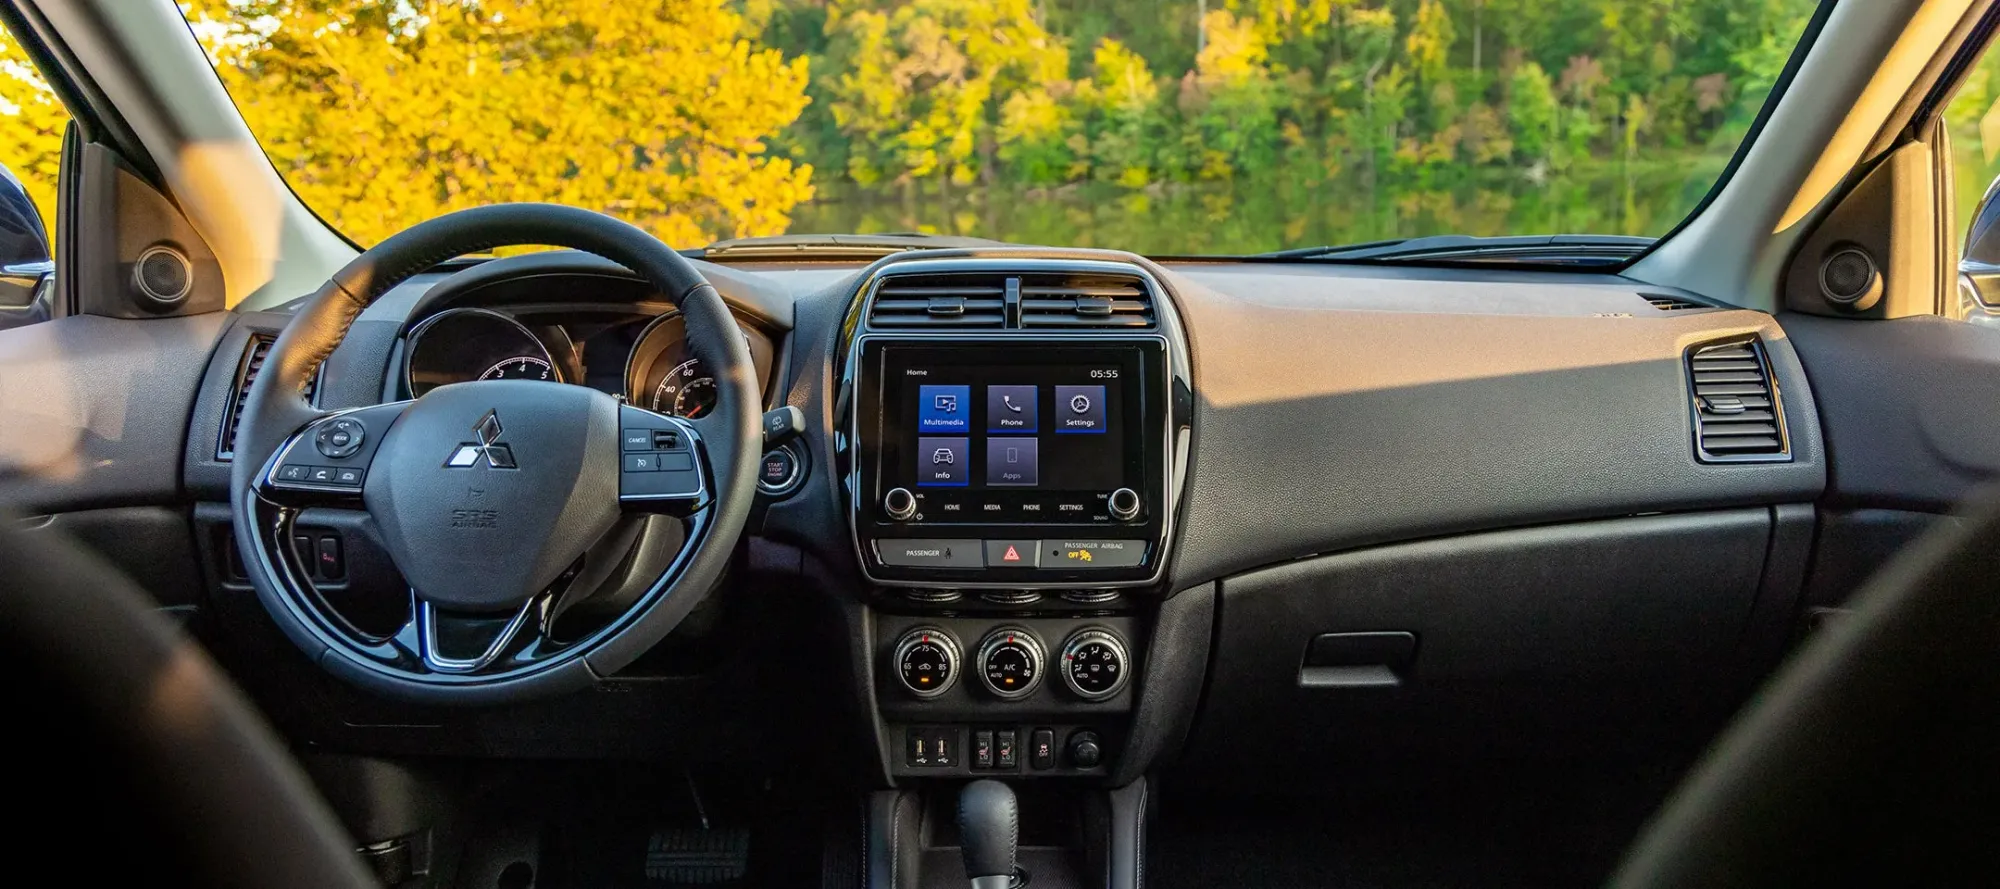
132, 243, 193, 308
1818, 246, 1882, 311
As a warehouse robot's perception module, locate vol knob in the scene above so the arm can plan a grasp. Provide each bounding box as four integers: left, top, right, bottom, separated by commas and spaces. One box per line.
1107, 487, 1142, 521
884, 486, 917, 521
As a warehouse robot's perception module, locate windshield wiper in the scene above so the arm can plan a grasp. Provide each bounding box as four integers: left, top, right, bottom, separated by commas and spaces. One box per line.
696, 232, 1010, 259
1247, 234, 1654, 266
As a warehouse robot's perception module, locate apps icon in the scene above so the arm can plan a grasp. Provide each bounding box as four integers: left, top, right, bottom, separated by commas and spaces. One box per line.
986, 385, 1038, 433
985, 436, 1039, 486
1053, 385, 1107, 433
917, 385, 971, 433
916, 437, 969, 486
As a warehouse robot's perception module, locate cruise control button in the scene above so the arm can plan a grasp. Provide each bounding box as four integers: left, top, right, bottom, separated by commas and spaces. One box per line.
624, 453, 660, 472
984, 540, 1039, 568
622, 428, 654, 451
876, 539, 983, 568
1044, 539, 1146, 569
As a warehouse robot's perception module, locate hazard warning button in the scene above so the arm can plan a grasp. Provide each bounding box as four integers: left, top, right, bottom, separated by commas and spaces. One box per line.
982, 539, 1041, 568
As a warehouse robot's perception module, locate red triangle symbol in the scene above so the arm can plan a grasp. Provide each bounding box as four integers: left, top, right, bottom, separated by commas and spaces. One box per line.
1002, 545, 1021, 562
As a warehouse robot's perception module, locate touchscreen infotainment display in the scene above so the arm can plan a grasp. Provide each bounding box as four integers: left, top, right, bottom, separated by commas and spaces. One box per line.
867, 343, 1154, 524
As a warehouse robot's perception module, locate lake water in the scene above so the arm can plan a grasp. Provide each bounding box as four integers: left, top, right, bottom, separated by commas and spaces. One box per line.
785, 164, 1724, 255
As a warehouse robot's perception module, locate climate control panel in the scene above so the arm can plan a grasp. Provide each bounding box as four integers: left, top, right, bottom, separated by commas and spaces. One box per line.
882, 618, 1136, 706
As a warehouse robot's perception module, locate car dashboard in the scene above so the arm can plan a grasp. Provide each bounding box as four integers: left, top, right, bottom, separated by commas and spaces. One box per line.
146, 245, 1833, 791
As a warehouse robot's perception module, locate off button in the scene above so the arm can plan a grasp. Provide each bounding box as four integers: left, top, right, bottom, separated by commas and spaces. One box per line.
1045, 540, 1146, 569
876, 539, 983, 568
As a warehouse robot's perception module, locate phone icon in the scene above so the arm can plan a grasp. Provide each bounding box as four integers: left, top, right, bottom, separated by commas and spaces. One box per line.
1002, 394, 1025, 413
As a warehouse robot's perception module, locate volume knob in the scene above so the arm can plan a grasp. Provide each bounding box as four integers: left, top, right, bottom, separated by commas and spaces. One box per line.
1107, 487, 1142, 522
884, 486, 918, 521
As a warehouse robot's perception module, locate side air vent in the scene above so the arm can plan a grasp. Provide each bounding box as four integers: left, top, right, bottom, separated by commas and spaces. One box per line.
866, 273, 1007, 328
1687, 338, 1790, 463
217, 335, 274, 461
1645, 293, 1713, 312
1018, 274, 1154, 328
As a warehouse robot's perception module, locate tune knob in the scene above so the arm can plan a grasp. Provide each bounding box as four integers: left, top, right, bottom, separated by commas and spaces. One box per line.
883, 486, 918, 521
891, 627, 960, 699
1059, 628, 1131, 701
1107, 487, 1142, 521
975, 627, 1046, 700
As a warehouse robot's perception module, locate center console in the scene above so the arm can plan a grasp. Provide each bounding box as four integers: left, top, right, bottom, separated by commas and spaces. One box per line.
840, 257, 1190, 804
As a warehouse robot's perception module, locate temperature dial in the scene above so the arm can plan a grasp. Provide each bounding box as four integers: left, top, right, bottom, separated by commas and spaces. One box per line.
1060, 628, 1130, 701
976, 627, 1046, 700
891, 627, 960, 699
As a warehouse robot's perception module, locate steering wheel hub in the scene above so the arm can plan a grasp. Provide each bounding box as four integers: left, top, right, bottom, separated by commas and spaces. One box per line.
363, 379, 622, 612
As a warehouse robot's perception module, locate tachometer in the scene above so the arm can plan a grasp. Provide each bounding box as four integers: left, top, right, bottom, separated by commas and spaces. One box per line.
480, 356, 556, 382
650, 358, 717, 418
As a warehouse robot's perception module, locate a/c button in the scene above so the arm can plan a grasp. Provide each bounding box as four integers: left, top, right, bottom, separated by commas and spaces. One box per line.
876, 539, 983, 568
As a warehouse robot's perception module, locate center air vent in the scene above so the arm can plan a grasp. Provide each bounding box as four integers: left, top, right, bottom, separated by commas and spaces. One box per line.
866, 268, 1156, 330
1018, 274, 1154, 328
866, 273, 1007, 328
1687, 338, 1790, 463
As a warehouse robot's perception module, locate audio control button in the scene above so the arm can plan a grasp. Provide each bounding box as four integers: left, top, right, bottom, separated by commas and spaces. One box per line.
1107, 487, 1142, 521
883, 486, 918, 521
1043, 540, 1147, 569
876, 539, 983, 568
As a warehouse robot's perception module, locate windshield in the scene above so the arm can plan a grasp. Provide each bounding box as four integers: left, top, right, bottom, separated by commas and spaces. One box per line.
184, 0, 1821, 256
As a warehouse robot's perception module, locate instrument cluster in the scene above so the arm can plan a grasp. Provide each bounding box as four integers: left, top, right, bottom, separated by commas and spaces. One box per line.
403, 304, 773, 418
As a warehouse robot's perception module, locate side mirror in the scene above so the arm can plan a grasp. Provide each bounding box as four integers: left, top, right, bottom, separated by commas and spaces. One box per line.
0, 161, 51, 315
1961, 173, 2000, 324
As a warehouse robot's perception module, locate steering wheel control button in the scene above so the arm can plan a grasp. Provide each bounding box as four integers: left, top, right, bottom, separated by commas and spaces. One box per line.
983, 539, 1040, 568
277, 464, 311, 482
1044, 539, 1145, 569
307, 466, 337, 483
876, 539, 982, 568
617, 406, 707, 504
883, 487, 918, 521
1060, 628, 1131, 701
333, 467, 364, 486
314, 418, 366, 458
1107, 487, 1142, 521
976, 627, 1045, 700
892, 627, 960, 698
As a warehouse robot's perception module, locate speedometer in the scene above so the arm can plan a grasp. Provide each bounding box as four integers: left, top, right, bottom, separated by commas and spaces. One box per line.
650, 358, 717, 418
480, 356, 556, 382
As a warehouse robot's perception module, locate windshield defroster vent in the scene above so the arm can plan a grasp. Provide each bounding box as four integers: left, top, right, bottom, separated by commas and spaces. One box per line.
866, 269, 1156, 331
1644, 293, 1713, 312
1687, 338, 1790, 463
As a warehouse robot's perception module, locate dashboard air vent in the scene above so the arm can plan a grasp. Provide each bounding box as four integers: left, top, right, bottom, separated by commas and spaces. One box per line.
217, 334, 275, 461
867, 273, 1007, 328
1687, 338, 1789, 463
1018, 274, 1154, 329
1645, 293, 1712, 312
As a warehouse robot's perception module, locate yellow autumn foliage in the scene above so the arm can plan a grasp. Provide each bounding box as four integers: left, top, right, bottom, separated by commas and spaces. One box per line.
0, 25, 69, 233
180, 0, 816, 248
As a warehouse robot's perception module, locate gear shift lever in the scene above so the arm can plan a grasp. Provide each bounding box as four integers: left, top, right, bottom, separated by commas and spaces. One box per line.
959, 780, 1018, 889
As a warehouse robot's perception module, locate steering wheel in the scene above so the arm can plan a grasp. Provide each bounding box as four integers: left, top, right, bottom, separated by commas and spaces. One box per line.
229, 204, 760, 705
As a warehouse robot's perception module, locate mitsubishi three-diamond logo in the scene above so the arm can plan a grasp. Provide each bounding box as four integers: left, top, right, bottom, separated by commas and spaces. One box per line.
445, 410, 517, 469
